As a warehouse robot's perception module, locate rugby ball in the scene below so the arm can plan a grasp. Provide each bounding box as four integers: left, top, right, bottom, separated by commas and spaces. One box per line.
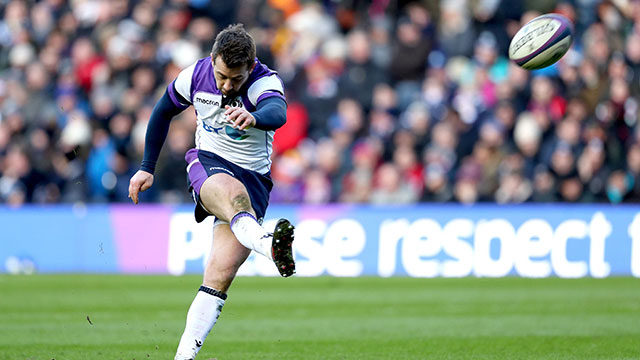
508, 13, 574, 70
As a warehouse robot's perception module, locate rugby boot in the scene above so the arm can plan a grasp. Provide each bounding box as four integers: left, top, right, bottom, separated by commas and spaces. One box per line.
271, 219, 295, 277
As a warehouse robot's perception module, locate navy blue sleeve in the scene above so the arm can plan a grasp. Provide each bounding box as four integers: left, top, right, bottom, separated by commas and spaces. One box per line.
140, 90, 186, 174
252, 96, 287, 131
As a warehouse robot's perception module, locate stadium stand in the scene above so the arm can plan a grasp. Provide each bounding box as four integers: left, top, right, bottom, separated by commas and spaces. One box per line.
1, 0, 639, 206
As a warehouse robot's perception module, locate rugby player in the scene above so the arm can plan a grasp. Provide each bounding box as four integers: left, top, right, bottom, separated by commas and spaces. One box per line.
128, 24, 295, 360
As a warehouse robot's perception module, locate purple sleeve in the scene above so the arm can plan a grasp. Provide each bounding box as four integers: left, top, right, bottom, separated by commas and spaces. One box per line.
257, 91, 286, 105
167, 80, 191, 110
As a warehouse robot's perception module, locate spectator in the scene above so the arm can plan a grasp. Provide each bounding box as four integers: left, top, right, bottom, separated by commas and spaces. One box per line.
270, 149, 306, 204
625, 143, 640, 201
389, 10, 432, 109
421, 163, 453, 202
340, 139, 381, 203
370, 163, 419, 204
495, 152, 532, 203
576, 139, 609, 201
453, 157, 482, 204
338, 29, 388, 109
531, 166, 557, 202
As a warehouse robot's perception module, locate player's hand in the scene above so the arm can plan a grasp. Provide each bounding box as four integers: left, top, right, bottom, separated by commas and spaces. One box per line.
224, 105, 256, 130
128, 170, 154, 205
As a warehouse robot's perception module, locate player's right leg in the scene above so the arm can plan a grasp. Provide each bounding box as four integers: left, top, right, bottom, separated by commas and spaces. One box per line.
174, 223, 250, 360
197, 172, 257, 222
198, 173, 295, 277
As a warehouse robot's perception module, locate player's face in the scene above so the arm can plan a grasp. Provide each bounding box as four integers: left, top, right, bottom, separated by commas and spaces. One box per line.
212, 56, 254, 97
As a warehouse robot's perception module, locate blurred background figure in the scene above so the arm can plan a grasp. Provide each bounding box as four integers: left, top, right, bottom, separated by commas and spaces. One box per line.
2, 0, 640, 207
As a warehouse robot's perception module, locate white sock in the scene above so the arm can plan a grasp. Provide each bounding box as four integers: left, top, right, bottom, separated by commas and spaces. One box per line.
230, 212, 273, 260
175, 286, 226, 360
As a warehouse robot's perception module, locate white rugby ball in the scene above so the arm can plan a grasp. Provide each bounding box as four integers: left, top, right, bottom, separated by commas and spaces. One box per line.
509, 13, 574, 70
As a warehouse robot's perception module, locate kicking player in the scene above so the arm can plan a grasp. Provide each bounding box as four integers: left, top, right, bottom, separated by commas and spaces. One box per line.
127, 24, 295, 360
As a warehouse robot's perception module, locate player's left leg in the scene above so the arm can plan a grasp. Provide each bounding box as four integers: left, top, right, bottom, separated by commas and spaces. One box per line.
174, 223, 250, 360
202, 223, 251, 292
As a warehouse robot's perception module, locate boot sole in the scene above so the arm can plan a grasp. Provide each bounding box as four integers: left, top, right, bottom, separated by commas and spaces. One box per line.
272, 219, 295, 277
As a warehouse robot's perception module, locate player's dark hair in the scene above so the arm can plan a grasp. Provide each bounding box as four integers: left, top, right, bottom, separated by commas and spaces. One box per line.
211, 24, 256, 69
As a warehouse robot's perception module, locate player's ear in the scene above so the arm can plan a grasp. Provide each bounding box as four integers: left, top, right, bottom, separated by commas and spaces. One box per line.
249, 61, 256, 73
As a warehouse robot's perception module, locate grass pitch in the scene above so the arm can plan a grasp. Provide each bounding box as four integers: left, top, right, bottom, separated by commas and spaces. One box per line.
0, 275, 639, 360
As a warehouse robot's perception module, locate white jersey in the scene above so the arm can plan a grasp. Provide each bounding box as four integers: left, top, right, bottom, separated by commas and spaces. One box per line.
167, 57, 286, 174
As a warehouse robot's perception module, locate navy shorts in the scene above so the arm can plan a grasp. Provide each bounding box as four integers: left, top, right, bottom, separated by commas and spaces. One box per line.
185, 148, 273, 223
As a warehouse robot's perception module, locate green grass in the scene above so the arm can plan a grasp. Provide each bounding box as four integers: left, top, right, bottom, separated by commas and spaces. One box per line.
1, 275, 639, 360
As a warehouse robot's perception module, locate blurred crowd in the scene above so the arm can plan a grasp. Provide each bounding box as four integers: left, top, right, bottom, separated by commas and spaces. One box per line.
1, 0, 640, 207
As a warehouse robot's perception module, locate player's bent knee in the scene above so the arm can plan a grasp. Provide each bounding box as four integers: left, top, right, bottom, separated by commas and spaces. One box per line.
199, 173, 254, 221
231, 193, 253, 213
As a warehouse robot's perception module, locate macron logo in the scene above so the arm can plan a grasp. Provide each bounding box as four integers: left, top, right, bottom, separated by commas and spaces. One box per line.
195, 97, 220, 106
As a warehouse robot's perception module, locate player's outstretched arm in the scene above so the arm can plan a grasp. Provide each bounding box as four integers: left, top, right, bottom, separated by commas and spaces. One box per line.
139, 90, 187, 173
128, 170, 154, 204
129, 88, 186, 204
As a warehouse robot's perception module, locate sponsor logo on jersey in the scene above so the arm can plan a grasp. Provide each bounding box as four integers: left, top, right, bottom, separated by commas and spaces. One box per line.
203, 123, 222, 134
224, 126, 249, 140
195, 96, 220, 106
202, 124, 248, 140
193, 91, 223, 119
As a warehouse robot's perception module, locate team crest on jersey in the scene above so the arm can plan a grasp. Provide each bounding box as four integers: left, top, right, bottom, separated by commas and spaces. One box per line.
228, 96, 243, 108
219, 96, 249, 140
197, 93, 250, 140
